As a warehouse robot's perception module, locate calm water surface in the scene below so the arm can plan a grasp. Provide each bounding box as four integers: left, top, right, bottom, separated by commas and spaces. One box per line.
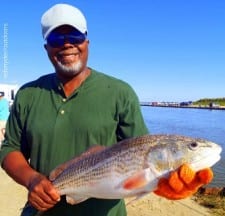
141, 106, 225, 187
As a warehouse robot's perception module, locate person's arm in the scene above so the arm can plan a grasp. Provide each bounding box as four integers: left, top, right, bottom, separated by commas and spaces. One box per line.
2, 151, 60, 211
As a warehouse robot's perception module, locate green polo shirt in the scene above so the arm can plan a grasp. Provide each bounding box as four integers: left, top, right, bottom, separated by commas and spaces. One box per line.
0, 69, 148, 216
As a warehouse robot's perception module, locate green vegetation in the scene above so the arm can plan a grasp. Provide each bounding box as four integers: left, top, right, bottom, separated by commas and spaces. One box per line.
193, 98, 225, 106
193, 193, 225, 216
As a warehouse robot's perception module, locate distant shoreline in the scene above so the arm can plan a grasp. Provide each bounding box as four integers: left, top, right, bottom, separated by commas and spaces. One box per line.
141, 104, 225, 111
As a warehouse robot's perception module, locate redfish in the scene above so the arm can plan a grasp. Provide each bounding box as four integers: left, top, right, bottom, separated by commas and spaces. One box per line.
49, 134, 222, 204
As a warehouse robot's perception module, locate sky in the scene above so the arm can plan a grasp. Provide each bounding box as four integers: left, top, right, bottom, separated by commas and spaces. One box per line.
0, 0, 225, 102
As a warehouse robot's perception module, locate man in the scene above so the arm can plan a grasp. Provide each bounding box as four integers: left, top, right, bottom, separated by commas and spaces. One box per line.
0, 91, 9, 146
0, 3, 212, 216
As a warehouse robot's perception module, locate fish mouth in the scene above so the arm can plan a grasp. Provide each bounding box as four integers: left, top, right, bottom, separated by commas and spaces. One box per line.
191, 146, 222, 171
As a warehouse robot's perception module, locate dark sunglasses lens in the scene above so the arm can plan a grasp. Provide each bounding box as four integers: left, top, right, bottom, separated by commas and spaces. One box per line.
47, 33, 86, 48
47, 35, 64, 47
68, 35, 86, 44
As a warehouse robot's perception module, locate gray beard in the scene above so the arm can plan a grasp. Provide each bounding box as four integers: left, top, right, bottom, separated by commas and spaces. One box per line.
56, 60, 83, 76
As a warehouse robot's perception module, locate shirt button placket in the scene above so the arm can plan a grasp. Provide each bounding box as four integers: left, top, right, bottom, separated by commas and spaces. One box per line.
60, 98, 66, 115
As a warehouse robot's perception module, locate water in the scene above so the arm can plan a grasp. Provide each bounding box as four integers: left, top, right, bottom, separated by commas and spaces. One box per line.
141, 106, 225, 187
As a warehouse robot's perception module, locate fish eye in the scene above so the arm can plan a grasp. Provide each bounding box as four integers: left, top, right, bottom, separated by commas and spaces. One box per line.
188, 142, 198, 150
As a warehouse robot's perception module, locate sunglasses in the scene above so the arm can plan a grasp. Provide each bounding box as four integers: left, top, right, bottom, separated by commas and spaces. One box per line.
46, 31, 87, 48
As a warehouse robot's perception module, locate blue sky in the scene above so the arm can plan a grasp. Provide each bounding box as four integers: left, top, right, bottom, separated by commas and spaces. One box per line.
0, 0, 225, 102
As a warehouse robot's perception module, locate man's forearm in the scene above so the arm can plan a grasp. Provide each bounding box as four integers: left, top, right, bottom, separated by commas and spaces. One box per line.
2, 151, 40, 189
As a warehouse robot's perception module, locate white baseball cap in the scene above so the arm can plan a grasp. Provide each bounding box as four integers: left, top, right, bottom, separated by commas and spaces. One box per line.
41, 3, 88, 40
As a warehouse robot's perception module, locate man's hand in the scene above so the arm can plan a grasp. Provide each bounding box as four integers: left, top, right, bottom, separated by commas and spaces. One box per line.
154, 164, 213, 200
28, 173, 60, 211
2, 151, 61, 211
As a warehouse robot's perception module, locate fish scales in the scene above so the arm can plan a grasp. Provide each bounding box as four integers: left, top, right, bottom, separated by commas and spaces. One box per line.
49, 134, 222, 204
53, 135, 152, 185
53, 140, 146, 188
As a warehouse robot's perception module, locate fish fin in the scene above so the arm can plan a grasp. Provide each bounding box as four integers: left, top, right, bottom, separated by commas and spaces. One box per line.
123, 170, 149, 190
49, 145, 105, 181
49, 163, 68, 181
126, 192, 150, 205
66, 195, 89, 205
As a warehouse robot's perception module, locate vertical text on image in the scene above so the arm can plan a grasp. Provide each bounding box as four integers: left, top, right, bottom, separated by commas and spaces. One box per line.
2, 23, 9, 79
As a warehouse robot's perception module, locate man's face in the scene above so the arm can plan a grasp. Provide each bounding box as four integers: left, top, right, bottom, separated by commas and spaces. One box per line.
45, 25, 89, 77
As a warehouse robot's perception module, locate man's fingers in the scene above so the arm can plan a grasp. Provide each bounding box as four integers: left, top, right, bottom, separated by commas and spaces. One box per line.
178, 164, 196, 184
29, 192, 55, 211
28, 174, 60, 211
168, 171, 184, 192
154, 165, 214, 200
197, 168, 213, 184
45, 186, 61, 202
